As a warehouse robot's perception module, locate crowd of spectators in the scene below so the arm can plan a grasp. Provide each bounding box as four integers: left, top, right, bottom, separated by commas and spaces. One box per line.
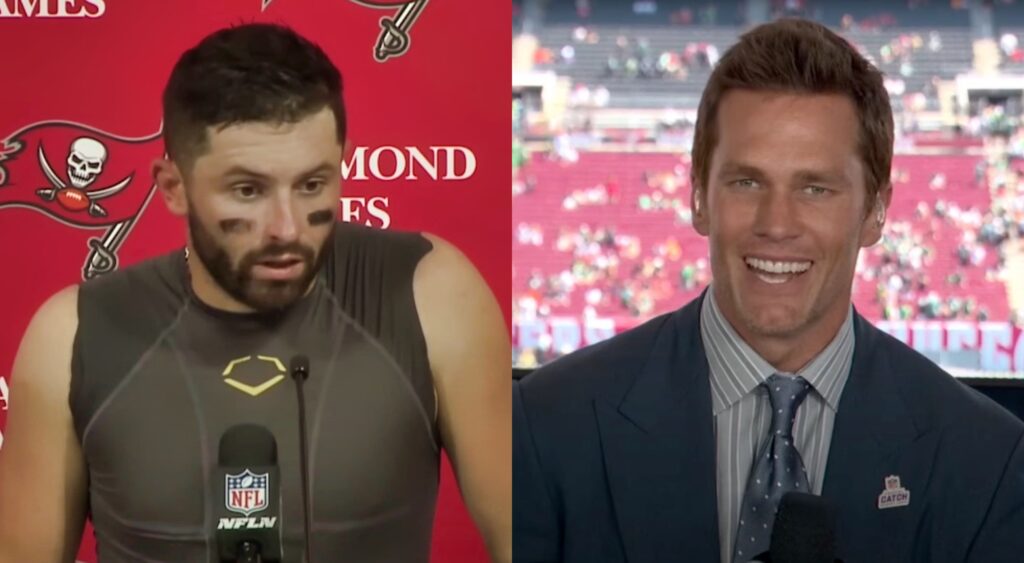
513, 134, 1024, 364
512, 2, 1024, 365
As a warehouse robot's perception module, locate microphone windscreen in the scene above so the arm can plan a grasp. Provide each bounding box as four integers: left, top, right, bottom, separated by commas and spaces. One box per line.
215, 425, 282, 560
770, 492, 837, 563
218, 423, 277, 466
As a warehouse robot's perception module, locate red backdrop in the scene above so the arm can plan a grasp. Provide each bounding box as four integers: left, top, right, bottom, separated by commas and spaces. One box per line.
0, 1, 510, 561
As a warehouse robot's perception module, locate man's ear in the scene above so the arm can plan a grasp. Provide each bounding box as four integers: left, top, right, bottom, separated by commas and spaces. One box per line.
691, 184, 709, 236
153, 157, 187, 216
860, 183, 893, 248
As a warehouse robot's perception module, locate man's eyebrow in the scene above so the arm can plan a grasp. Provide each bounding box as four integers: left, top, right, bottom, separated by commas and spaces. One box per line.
717, 162, 764, 177
221, 166, 271, 180
718, 162, 849, 185
220, 163, 335, 181
792, 168, 850, 186
296, 163, 336, 179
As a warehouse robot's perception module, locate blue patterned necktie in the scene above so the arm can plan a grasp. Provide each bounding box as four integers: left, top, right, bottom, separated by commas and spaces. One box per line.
733, 374, 812, 563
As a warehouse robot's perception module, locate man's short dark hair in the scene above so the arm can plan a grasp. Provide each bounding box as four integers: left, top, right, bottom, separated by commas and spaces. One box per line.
162, 23, 346, 174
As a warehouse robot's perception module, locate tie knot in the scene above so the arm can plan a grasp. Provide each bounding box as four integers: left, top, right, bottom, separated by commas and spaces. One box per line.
765, 374, 811, 437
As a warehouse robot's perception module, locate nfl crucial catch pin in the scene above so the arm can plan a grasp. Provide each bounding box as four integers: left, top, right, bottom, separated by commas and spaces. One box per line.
226, 469, 270, 517
877, 475, 910, 509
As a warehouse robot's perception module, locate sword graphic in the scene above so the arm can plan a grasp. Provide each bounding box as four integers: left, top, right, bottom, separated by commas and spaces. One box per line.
81, 174, 157, 280
373, 0, 429, 62
83, 218, 131, 279
86, 175, 134, 200
36, 143, 66, 200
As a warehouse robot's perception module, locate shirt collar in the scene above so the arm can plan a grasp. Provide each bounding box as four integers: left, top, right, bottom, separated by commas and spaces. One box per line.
699, 286, 854, 415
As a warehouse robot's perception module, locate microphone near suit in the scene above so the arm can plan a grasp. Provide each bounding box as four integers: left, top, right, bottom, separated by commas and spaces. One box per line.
748, 492, 841, 563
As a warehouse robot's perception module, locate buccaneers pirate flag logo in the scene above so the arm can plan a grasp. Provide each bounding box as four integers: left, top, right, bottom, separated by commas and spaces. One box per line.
0, 121, 161, 280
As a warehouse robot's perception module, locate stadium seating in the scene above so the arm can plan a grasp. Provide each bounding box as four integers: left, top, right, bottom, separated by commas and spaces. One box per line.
514, 149, 1010, 322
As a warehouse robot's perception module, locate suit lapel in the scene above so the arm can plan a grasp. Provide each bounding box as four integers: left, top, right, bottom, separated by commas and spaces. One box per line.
822, 313, 936, 561
595, 297, 720, 562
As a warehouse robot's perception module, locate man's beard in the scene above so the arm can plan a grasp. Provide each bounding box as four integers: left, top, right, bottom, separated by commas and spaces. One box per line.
188, 213, 333, 313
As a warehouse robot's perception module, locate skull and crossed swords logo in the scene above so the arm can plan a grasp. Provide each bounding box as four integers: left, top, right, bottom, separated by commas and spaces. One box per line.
35, 136, 132, 218
1, 120, 161, 281
262, 0, 430, 62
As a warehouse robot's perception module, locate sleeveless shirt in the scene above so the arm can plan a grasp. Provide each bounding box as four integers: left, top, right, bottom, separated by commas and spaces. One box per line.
70, 222, 439, 562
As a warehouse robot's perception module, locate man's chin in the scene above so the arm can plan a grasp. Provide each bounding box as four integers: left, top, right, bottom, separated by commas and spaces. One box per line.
741, 306, 810, 339
240, 281, 310, 312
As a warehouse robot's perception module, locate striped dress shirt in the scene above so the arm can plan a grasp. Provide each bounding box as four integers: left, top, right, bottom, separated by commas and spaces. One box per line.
699, 288, 855, 563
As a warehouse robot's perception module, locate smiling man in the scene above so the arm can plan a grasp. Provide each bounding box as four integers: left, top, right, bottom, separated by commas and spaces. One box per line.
0, 24, 510, 563
514, 18, 1024, 563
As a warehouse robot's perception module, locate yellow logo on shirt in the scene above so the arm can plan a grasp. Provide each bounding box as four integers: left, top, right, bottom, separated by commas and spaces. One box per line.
222, 355, 286, 397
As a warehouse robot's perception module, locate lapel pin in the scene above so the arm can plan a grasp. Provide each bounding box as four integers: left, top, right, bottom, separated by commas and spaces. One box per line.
877, 475, 910, 510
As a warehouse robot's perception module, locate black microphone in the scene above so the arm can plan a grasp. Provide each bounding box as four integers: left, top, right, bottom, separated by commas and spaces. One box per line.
751, 492, 840, 563
290, 355, 313, 563
215, 424, 282, 563
770, 492, 838, 563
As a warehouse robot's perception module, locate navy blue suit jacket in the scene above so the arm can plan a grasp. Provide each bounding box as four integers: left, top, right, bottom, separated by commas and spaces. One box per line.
514, 293, 1024, 562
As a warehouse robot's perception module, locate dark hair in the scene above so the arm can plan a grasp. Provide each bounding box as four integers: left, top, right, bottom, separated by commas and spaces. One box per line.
691, 18, 893, 211
162, 23, 346, 172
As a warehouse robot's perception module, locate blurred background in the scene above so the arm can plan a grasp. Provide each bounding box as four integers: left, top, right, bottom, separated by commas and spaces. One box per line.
512, 0, 1024, 382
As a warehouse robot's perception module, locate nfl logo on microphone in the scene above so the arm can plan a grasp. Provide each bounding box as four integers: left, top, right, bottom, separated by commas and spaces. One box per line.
226, 469, 270, 517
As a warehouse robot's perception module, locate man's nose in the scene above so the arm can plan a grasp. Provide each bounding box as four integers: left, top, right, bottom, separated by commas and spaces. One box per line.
752, 190, 800, 241
265, 197, 299, 242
